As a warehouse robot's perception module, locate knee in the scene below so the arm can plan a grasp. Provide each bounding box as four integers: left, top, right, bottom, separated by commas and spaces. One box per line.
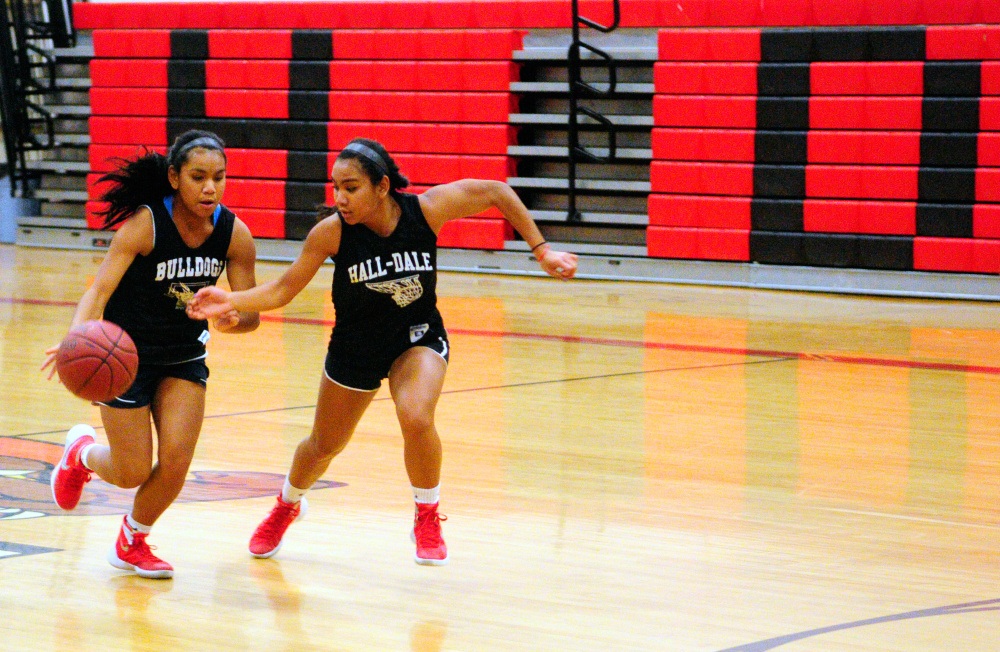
111, 466, 151, 489
155, 450, 194, 480
307, 433, 348, 460
396, 406, 435, 438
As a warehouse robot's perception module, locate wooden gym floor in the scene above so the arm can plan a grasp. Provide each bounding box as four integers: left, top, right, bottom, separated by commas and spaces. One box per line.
1, 243, 998, 651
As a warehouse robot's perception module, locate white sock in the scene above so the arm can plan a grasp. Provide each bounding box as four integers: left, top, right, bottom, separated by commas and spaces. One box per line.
125, 513, 151, 534
412, 485, 440, 505
281, 477, 309, 504
79, 444, 95, 471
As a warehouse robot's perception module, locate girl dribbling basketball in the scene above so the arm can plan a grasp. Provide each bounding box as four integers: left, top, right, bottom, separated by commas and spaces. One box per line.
43, 130, 260, 578
186, 138, 577, 565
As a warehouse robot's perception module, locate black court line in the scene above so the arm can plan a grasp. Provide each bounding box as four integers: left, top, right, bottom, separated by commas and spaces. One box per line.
9, 295, 1000, 375
718, 597, 1000, 652
10, 356, 794, 440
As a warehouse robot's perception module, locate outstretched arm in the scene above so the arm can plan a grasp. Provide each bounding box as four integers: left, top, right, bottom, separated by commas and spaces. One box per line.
187, 216, 341, 319
419, 179, 578, 280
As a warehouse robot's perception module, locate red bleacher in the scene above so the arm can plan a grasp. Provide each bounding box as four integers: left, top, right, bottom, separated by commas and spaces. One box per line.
89, 117, 516, 156
91, 87, 517, 122
92, 29, 525, 60
74, 1, 1000, 30
86, 26, 522, 246
79, 2, 1000, 272
649, 24, 1000, 272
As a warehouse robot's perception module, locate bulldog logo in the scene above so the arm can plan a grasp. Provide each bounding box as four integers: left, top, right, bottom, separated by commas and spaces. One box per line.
166, 281, 209, 309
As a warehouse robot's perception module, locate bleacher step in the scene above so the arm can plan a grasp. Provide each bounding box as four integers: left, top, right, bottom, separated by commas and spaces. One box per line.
505, 240, 648, 257
50, 45, 94, 59
41, 104, 91, 116
509, 177, 650, 193
509, 145, 652, 160
55, 78, 92, 89
530, 210, 648, 226
514, 46, 658, 61
509, 113, 654, 127
510, 81, 654, 94
17, 216, 89, 229
34, 189, 89, 202
55, 134, 91, 146
30, 160, 90, 173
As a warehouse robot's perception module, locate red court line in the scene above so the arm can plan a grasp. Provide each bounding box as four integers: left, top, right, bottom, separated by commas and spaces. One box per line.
259, 314, 1000, 376
0, 297, 78, 307
8, 298, 997, 375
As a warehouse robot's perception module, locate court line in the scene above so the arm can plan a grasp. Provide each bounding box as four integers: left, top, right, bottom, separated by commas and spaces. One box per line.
265, 314, 1000, 375
0, 297, 77, 307
717, 598, 1000, 652
816, 506, 1000, 531
10, 295, 1000, 374
11, 356, 793, 440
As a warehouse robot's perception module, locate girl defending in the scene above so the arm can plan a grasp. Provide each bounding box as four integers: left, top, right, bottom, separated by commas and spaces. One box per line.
186, 138, 577, 565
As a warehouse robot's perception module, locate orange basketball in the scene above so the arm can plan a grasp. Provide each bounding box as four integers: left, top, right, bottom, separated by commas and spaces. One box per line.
56, 320, 138, 403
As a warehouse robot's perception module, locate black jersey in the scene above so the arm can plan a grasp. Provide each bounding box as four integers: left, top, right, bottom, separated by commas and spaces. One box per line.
104, 198, 234, 365
330, 192, 443, 355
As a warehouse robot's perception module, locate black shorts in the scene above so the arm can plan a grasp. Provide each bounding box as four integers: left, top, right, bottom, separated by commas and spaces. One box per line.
99, 358, 210, 409
325, 321, 449, 392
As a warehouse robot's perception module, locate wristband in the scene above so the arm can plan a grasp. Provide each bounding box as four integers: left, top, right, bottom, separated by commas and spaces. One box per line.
532, 242, 550, 262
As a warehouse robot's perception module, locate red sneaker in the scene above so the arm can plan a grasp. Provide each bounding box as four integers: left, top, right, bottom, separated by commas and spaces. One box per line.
107, 517, 174, 579
50, 425, 95, 511
413, 503, 448, 566
249, 495, 307, 559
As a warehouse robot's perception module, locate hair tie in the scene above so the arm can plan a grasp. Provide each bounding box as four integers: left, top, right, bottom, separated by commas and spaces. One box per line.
341, 142, 389, 177
169, 136, 224, 166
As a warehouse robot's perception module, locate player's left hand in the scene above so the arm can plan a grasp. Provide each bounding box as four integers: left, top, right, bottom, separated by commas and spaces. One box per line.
538, 247, 578, 280
210, 309, 241, 332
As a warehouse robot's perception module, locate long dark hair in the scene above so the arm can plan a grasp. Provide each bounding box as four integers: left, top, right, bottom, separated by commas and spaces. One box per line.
318, 138, 409, 219
95, 130, 226, 228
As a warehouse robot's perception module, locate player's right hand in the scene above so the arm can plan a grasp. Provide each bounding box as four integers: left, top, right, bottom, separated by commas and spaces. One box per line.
186, 286, 235, 320
538, 247, 578, 280
41, 345, 59, 380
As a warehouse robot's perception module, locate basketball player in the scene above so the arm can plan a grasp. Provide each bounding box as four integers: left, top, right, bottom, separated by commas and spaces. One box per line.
186, 138, 577, 565
43, 130, 260, 578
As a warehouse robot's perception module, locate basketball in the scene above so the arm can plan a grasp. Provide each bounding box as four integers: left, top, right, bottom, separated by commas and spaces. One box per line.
56, 320, 138, 403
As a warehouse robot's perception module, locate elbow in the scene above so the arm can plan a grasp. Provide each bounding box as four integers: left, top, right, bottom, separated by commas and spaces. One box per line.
482, 180, 514, 210
489, 179, 512, 201
242, 312, 261, 332
221, 311, 260, 334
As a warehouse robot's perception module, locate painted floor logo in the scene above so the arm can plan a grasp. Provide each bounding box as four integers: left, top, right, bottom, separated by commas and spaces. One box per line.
0, 435, 345, 520
0, 541, 61, 559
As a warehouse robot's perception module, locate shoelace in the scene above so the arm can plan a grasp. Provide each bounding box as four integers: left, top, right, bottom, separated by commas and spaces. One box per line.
258, 502, 299, 538
129, 533, 163, 561
414, 511, 447, 546
66, 466, 92, 491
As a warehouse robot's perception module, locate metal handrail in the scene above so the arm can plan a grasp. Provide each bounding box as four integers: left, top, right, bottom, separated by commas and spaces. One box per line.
571, 40, 617, 97
23, 101, 55, 150
1, 0, 74, 196
572, 106, 616, 163
578, 0, 620, 33
1, 0, 26, 195
566, 0, 620, 222
25, 43, 58, 92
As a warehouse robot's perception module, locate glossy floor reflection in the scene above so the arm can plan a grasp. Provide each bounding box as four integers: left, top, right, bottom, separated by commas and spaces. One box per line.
1, 244, 998, 651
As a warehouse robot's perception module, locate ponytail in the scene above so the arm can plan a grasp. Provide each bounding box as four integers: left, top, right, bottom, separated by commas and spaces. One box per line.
95, 150, 172, 229
95, 130, 226, 229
